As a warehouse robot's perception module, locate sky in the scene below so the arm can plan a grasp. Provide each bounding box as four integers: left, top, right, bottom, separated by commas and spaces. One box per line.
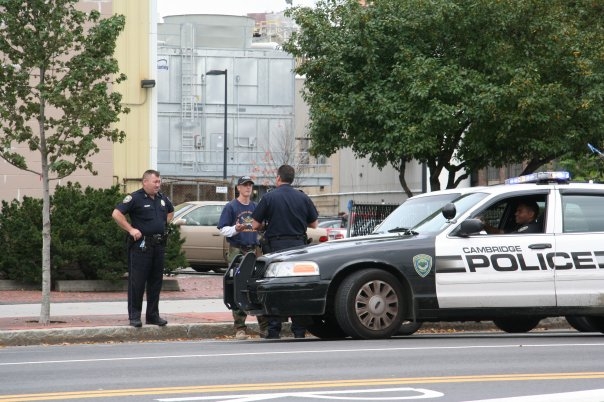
156, 0, 318, 19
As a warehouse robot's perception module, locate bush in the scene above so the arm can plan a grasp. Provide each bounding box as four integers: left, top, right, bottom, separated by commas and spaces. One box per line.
0, 197, 44, 283
0, 183, 187, 284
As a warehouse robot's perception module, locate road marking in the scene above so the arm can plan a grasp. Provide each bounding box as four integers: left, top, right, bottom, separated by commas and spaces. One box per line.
157, 386, 444, 401
1, 342, 603, 366
1, 373, 604, 401
468, 388, 604, 402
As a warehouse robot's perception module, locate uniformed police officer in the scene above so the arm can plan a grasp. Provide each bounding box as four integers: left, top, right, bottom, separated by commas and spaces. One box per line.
218, 175, 269, 339
251, 164, 319, 339
112, 169, 174, 328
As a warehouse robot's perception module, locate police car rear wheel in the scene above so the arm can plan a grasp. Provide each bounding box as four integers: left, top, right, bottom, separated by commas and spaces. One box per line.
335, 269, 404, 339
306, 315, 348, 339
583, 316, 604, 334
565, 315, 596, 332
492, 317, 541, 333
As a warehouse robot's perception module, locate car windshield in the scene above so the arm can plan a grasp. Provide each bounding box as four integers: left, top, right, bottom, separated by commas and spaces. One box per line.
373, 193, 462, 234
173, 203, 197, 220
411, 192, 488, 234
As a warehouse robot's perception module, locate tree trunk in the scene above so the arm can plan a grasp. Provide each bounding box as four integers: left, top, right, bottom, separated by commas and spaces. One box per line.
397, 159, 414, 198
39, 70, 51, 325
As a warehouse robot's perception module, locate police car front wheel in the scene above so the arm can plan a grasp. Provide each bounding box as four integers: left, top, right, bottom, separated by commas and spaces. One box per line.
334, 269, 405, 339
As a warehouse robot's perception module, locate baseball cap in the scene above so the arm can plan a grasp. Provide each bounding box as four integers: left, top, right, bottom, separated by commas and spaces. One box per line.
237, 176, 254, 185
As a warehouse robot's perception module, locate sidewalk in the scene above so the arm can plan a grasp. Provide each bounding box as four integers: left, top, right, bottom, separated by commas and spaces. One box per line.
0, 274, 269, 346
0, 273, 573, 347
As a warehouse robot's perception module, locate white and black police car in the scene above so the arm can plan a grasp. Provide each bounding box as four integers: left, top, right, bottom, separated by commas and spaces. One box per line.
224, 172, 604, 339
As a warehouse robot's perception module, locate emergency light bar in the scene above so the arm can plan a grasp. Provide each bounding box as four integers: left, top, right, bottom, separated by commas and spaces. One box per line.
505, 171, 570, 185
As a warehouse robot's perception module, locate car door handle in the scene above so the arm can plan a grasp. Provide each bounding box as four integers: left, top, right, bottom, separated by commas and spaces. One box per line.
212, 233, 221, 236
528, 243, 552, 249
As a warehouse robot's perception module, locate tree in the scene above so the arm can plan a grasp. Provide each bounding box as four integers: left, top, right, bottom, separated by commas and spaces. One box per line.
252, 124, 311, 188
283, 0, 604, 195
0, 0, 128, 324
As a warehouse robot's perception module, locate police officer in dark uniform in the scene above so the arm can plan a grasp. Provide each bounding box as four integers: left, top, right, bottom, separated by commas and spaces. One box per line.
252, 164, 319, 339
112, 169, 174, 328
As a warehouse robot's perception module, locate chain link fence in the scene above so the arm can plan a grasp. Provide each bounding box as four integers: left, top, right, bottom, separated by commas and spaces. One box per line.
347, 202, 399, 237
160, 177, 234, 206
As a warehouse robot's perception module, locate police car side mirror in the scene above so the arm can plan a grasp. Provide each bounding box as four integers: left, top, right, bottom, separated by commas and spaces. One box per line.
457, 219, 484, 237
172, 218, 186, 226
442, 203, 456, 220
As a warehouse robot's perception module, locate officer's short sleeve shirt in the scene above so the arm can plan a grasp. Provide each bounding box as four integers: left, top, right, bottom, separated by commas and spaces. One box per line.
252, 184, 319, 238
115, 189, 174, 236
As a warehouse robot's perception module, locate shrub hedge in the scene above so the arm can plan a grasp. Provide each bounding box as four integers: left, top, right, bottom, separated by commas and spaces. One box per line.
0, 183, 187, 285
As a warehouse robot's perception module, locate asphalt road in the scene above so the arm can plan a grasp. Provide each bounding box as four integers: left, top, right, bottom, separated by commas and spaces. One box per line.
1, 330, 604, 401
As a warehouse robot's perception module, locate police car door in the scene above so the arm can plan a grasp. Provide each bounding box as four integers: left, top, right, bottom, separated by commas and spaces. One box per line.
435, 190, 556, 308
555, 189, 604, 307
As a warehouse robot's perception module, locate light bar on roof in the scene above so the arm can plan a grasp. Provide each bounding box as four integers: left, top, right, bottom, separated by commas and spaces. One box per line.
505, 171, 570, 184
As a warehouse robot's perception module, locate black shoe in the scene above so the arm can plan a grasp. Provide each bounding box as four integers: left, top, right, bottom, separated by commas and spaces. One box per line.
146, 317, 168, 326
294, 333, 305, 339
130, 319, 142, 328
265, 332, 280, 339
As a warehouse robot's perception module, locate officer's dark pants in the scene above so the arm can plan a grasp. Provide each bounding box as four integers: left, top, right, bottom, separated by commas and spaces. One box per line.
266, 238, 307, 338
128, 242, 165, 321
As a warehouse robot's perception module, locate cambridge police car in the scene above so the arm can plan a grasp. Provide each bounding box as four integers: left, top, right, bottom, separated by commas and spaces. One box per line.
224, 172, 604, 339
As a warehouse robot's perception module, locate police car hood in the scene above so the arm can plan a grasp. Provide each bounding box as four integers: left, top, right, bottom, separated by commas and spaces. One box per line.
262, 232, 422, 262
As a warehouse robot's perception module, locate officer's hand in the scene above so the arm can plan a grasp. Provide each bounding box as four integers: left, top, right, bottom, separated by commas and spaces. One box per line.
130, 229, 142, 241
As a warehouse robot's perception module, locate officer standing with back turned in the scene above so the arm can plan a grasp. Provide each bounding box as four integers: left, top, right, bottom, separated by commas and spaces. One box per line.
252, 164, 319, 338
112, 169, 174, 328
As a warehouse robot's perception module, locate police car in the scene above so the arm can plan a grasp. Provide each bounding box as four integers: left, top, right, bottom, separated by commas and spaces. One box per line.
224, 172, 604, 339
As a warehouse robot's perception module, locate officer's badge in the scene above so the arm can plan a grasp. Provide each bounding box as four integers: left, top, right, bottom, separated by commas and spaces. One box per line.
161, 199, 165, 207
122, 195, 132, 203
413, 254, 432, 278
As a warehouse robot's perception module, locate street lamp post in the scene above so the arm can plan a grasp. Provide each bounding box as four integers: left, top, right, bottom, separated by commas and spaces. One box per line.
206, 69, 228, 180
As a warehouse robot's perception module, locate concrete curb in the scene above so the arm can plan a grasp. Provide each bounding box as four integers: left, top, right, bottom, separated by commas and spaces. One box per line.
0, 319, 573, 347
0, 323, 234, 347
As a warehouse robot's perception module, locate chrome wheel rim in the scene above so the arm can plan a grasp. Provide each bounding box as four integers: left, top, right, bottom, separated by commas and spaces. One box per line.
354, 279, 398, 330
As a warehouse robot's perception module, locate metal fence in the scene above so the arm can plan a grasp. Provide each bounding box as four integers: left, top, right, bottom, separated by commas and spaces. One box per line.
347, 202, 399, 237
160, 177, 234, 206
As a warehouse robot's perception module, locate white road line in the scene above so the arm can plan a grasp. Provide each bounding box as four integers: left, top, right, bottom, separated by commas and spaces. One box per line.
1, 342, 603, 366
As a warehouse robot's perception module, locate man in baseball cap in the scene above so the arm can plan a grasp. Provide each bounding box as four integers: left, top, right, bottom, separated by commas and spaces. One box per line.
238, 176, 254, 186
218, 174, 267, 339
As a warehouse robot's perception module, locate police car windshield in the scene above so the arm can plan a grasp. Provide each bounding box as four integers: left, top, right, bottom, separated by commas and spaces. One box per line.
411, 192, 488, 234
373, 193, 462, 234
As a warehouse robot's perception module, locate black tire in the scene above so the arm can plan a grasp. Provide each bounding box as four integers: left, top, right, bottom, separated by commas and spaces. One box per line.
583, 316, 604, 334
190, 265, 210, 273
398, 320, 423, 336
565, 315, 596, 332
306, 315, 348, 339
335, 269, 405, 339
493, 317, 541, 333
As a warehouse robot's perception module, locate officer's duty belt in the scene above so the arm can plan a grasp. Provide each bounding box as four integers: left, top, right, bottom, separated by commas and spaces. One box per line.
267, 235, 304, 241
144, 234, 167, 245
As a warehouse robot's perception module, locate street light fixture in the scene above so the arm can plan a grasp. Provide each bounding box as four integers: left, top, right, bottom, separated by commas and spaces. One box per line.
206, 69, 228, 180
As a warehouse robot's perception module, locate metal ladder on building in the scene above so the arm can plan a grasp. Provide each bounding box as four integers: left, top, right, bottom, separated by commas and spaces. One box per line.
180, 23, 197, 172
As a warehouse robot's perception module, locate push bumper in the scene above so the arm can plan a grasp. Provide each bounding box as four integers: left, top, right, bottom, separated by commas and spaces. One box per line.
223, 253, 328, 316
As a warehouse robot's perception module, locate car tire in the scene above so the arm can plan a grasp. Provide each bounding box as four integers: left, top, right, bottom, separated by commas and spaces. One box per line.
306, 315, 348, 339
492, 317, 541, 333
583, 316, 604, 334
398, 320, 422, 336
565, 315, 596, 332
334, 269, 404, 339
190, 265, 211, 273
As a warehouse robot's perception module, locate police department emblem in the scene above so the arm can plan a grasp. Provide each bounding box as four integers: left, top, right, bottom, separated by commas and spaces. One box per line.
161, 199, 165, 207
122, 195, 132, 203
413, 254, 432, 278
